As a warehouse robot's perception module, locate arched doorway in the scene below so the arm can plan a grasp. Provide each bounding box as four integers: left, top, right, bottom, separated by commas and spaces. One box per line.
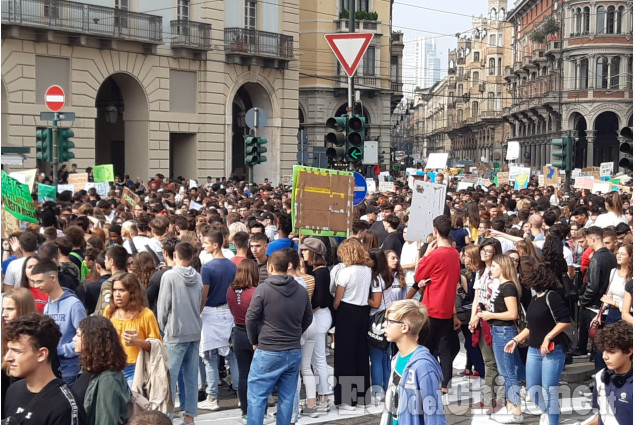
95, 74, 148, 179
594, 111, 619, 168
571, 112, 587, 168
230, 83, 273, 182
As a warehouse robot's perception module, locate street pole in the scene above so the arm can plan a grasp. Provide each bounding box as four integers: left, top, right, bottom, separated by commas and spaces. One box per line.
565, 129, 572, 198
248, 107, 259, 191
347, 0, 355, 118
52, 112, 59, 187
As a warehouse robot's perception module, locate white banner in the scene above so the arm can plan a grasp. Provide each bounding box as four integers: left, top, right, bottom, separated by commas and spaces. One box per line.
406, 181, 447, 242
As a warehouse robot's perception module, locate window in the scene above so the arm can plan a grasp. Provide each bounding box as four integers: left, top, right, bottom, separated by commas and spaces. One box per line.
498, 34, 503, 47
245, 0, 256, 29
496, 92, 502, 111
458, 84, 464, 96
490, 8, 496, 20
489, 34, 496, 46
114, 0, 128, 28
472, 101, 479, 117
341, 0, 369, 13
610, 56, 621, 88
616, 6, 624, 34
363, 46, 375, 76
628, 57, 633, 90
458, 67, 464, 76
177, 0, 189, 21
458, 109, 463, 121
579, 58, 589, 89
596, 56, 609, 88
575, 8, 582, 33
487, 92, 495, 110
474, 52, 480, 62
390, 56, 399, 81
489, 58, 496, 75
448, 115, 454, 125
472, 71, 480, 86
497, 58, 502, 76
607, 6, 616, 34
597, 6, 605, 34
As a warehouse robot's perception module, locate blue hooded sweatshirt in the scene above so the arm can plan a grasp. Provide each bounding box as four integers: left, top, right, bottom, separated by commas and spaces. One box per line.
44, 288, 87, 383
380, 345, 446, 425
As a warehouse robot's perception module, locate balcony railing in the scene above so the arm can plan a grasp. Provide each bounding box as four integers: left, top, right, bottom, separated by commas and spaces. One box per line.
224, 27, 293, 60
513, 61, 523, 72
391, 82, 403, 92
1, 0, 162, 43
338, 75, 379, 87
170, 20, 211, 50
532, 48, 545, 62
334, 18, 380, 33
545, 40, 561, 55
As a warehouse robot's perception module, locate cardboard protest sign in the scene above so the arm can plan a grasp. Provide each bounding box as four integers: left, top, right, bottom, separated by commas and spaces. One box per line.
84, 182, 110, 197
407, 181, 447, 242
68, 173, 89, 193
542, 166, 559, 186
425, 153, 449, 170
282, 175, 293, 186
292, 166, 353, 238
38, 183, 57, 202
93, 164, 114, 182
366, 178, 377, 193
1, 208, 21, 239
592, 182, 611, 194
57, 184, 75, 195
494, 172, 508, 187
509, 166, 530, 190
538, 175, 545, 187
189, 179, 198, 189
574, 177, 595, 190
10, 169, 37, 190
121, 187, 140, 208
378, 182, 396, 192
600, 162, 613, 178
457, 181, 474, 191
378, 171, 390, 182
1, 171, 38, 223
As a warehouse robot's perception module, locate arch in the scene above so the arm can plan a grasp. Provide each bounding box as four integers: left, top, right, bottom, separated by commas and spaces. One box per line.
1, 79, 8, 147
597, 6, 606, 34
570, 112, 587, 168
94, 73, 149, 179
498, 8, 505, 21
490, 8, 497, 20
593, 111, 620, 167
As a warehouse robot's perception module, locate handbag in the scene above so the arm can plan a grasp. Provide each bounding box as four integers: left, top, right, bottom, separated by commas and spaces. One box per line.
588, 270, 614, 339
367, 281, 389, 351
545, 290, 578, 351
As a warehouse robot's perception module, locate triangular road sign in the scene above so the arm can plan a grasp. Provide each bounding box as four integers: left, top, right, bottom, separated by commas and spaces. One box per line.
324, 33, 374, 78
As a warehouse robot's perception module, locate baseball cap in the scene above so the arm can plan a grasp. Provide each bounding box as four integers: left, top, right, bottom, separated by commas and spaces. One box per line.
258, 212, 275, 222
367, 206, 380, 214
299, 238, 327, 257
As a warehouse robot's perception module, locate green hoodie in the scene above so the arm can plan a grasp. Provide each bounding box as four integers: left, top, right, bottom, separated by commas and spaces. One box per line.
83, 370, 130, 425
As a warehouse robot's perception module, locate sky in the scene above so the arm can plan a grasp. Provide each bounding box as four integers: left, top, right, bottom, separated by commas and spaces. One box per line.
392, 0, 512, 94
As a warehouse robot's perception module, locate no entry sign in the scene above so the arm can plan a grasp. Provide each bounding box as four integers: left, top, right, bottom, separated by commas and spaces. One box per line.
44, 85, 65, 112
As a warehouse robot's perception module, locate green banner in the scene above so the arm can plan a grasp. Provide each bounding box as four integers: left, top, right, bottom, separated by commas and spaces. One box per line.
38, 183, 57, 202
93, 164, 114, 182
1, 170, 38, 223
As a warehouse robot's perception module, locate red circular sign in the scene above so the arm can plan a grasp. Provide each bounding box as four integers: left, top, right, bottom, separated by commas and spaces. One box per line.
44, 85, 65, 112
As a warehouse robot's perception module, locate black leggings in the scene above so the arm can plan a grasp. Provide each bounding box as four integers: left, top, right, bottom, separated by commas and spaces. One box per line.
232, 325, 253, 416
423, 317, 460, 389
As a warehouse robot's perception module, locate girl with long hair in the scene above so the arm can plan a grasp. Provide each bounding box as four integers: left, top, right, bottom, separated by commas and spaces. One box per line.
332, 238, 374, 408
133, 251, 157, 289
514, 239, 540, 263
466, 202, 481, 243
19, 256, 47, 313
601, 244, 633, 325
105, 273, 162, 387
505, 264, 571, 425
595, 192, 628, 228
362, 230, 379, 250
450, 211, 471, 252
477, 255, 525, 423
226, 259, 260, 423
72, 316, 130, 425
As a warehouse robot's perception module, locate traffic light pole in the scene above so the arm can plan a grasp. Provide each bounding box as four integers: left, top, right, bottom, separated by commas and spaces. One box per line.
347, 0, 355, 119
564, 129, 572, 198
52, 112, 59, 187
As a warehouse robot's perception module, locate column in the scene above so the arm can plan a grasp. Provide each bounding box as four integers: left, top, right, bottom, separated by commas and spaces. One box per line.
530, 143, 537, 168
540, 143, 547, 167
589, 54, 597, 89
585, 129, 596, 167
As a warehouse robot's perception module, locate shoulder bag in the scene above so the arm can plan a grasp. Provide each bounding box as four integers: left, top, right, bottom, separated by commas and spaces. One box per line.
545, 290, 578, 351
367, 281, 390, 351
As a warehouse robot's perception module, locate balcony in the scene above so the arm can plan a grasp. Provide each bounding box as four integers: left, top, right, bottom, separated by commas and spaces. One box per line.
391, 81, 403, 92
513, 61, 523, 73
522, 55, 533, 69
545, 39, 561, 55
532, 48, 545, 63
1, 0, 162, 45
481, 110, 502, 120
337, 75, 380, 88
478, 82, 486, 92
391, 31, 403, 45
224, 28, 293, 67
334, 19, 381, 34
170, 20, 211, 50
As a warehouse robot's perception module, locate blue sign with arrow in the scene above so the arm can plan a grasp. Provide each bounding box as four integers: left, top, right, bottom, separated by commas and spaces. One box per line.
353, 172, 367, 206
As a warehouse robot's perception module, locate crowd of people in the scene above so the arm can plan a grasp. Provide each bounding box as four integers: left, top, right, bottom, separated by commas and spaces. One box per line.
1, 170, 633, 425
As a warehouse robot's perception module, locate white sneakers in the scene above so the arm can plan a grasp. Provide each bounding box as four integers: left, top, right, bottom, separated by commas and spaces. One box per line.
197, 398, 219, 411
491, 407, 524, 424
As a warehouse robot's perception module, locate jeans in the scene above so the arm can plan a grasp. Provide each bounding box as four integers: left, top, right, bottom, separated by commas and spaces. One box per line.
368, 343, 391, 396
165, 340, 200, 418
123, 363, 135, 388
300, 319, 318, 401
460, 324, 484, 377
233, 326, 253, 416
491, 325, 525, 406
201, 348, 239, 398
311, 308, 332, 395
477, 328, 499, 406
526, 345, 565, 425
247, 349, 302, 425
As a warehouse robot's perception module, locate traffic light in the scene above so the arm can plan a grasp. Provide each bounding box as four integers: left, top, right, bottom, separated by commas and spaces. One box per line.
244, 135, 268, 165
35, 128, 53, 162
325, 115, 347, 162
346, 115, 366, 162
58, 128, 75, 162
619, 127, 633, 172
551, 135, 573, 171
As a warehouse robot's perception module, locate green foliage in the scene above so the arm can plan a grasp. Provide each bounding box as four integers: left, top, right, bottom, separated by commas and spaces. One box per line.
529, 17, 559, 44
340, 10, 378, 20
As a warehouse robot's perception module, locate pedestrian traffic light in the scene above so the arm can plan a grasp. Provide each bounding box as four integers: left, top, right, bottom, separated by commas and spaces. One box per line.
35, 128, 52, 162
325, 115, 347, 162
244, 135, 267, 165
619, 127, 633, 172
551, 135, 573, 171
346, 115, 366, 162
59, 128, 75, 162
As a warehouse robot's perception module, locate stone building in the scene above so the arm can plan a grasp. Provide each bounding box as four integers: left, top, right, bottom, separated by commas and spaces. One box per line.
2, 0, 300, 182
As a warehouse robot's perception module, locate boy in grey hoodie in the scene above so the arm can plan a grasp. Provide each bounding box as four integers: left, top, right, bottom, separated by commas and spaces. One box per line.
157, 242, 203, 424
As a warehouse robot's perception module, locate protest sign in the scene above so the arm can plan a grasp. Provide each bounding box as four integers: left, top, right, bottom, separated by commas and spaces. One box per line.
93, 164, 114, 182
189, 179, 198, 189
282, 175, 293, 186
0, 171, 38, 223
10, 169, 37, 190
38, 183, 57, 202
538, 175, 545, 187
378, 171, 390, 182
57, 184, 75, 195
84, 182, 110, 197
366, 178, 377, 193
425, 153, 448, 170
591, 182, 611, 194
457, 181, 474, 191
494, 172, 508, 187
600, 162, 613, 178
1, 208, 20, 239
542, 166, 559, 186
189, 201, 204, 211
378, 182, 396, 192
509, 166, 530, 190
291, 166, 354, 238
407, 181, 447, 242
574, 177, 595, 190
68, 173, 89, 193
121, 187, 140, 209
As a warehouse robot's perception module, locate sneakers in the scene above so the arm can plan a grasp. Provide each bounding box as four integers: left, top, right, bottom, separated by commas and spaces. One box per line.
338, 404, 357, 412
197, 398, 219, 411
539, 413, 549, 425
302, 406, 320, 418
316, 401, 331, 413
492, 408, 524, 424
263, 414, 276, 424
240, 416, 248, 425
458, 368, 473, 376
570, 349, 588, 357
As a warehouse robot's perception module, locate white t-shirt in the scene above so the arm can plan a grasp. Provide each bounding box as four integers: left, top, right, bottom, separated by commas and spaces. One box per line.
3, 257, 26, 288
400, 242, 419, 286
534, 241, 574, 267
606, 268, 627, 310
334, 265, 374, 306
594, 212, 628, 228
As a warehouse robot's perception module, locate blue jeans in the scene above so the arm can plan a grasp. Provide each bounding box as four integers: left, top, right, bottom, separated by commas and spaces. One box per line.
491, 325, 525, 406
247, 349, 302, 425
201, 349, 239, 398
368, 343, 391, 396
165, 341, 200, 418
123, 364, 135, 388
526, 345, 565, 425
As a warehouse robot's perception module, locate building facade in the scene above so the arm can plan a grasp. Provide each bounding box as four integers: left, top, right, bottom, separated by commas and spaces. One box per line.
2, 0, 300, 183
298, 0, 403, 163
504, 0, 633, 171
402, 36, 442, 95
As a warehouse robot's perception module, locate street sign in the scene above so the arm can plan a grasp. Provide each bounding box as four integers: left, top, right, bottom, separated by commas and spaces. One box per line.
245, 107, 268, 129
362, 141, 378, 165
324, 33, 374, 77
40, 112, 75, 122
44, 85, 65, 112
353, 172, 367, 206
347, 146, 362, 161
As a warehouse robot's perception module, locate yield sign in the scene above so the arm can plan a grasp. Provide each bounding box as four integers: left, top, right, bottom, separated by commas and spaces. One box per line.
324, 33, 374, 78
44, 85, 65, 112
